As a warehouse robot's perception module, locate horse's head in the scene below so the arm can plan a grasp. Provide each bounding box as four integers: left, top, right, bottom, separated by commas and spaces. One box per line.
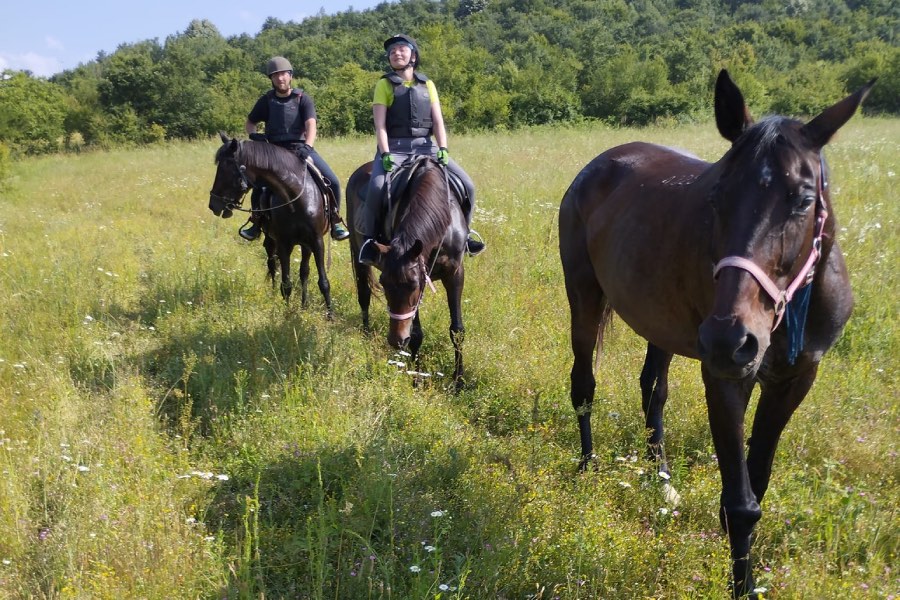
370, 160, 457, 349
698, 70, 873, 379
378, 239, 427, 348
209, 131, 250, 218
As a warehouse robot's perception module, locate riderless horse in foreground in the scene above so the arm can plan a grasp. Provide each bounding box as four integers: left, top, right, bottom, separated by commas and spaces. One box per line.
346, 157, 469, 389
209, 132, 335, 316
559, 70, 874, 598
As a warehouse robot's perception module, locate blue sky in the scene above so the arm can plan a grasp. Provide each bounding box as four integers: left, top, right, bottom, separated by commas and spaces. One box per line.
0, 0, 386, 77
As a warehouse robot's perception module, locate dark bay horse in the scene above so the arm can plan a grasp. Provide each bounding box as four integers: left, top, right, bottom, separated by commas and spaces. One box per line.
559, 70, 874, 598
209, 132, 333, 316
346, 157, 467, 388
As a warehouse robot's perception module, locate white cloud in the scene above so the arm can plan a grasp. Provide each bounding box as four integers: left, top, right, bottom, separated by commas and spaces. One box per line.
45, 36, 65, 51
0, 52, 62, 77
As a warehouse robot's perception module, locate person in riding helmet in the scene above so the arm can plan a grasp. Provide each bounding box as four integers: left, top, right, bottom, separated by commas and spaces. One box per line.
241, 56, 350, 241
356, 34, 484, 266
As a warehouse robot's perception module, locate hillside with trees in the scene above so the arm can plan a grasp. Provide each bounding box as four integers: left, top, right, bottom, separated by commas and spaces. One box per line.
0, 0, 897, 155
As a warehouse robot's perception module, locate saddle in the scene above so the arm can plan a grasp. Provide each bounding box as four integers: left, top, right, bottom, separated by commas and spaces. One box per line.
378, 156, 470, 240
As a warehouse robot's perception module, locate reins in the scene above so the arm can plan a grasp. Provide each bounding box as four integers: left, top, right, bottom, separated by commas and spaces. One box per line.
713, 156, 829, 332
213, 144, 308, 214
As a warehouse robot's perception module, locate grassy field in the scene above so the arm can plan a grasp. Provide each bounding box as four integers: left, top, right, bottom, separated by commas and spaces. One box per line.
0, 119, 896, 599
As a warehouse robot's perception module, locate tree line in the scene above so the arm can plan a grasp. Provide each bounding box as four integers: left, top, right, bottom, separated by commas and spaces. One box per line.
0, 0, 896, 156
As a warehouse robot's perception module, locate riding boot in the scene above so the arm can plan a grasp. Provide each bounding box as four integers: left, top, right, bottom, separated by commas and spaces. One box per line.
240, 222, 261, 241
331, 222, 350, 240
329, 198, 350, 240
239, 186, 264, 241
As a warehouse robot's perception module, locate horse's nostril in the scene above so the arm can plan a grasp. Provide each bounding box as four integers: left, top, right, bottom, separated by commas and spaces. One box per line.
732, 332, 758, 367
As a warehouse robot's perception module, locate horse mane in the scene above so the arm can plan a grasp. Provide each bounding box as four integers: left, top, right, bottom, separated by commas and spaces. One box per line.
735, 116, 803, 161
389, 161, 452, 260
216, 140, 303, 182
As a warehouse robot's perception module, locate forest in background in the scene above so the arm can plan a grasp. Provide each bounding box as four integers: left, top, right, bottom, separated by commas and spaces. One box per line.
0, 0, 897, 156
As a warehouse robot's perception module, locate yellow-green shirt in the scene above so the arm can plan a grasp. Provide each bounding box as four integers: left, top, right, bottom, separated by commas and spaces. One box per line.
372, 77, 439, 107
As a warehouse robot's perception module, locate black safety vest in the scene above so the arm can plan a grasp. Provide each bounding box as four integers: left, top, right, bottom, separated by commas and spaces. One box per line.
264, 89, 307, 144
384, 71, 433, 138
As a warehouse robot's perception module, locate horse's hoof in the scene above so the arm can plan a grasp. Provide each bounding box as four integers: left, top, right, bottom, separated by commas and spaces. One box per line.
577, 454, 598, 473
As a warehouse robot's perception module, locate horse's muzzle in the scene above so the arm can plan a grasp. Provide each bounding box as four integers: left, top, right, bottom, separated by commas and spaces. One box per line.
387, 321, 413, 350
697, 315, 763, 379
208, 196, 233, 218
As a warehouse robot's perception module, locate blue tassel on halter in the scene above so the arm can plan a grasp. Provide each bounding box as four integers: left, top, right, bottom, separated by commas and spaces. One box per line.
785, 283, 813, 365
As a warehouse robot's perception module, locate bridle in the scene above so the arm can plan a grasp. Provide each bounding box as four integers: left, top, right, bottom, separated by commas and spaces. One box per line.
209, 153, 252, 211
713, 156, 828, 331
210, 143, 307, 214
386, 253, 438, 321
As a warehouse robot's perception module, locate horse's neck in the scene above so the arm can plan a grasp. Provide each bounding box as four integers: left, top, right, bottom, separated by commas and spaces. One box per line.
249, 163, 305, 199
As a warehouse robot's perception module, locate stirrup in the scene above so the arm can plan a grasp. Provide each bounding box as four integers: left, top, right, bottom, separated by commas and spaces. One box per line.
239, 221, 261, 241
358, 238, 379, 266
466, 230, 485, 256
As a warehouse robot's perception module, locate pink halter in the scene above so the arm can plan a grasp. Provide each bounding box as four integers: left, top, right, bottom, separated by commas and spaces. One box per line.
713, 159, 828, 331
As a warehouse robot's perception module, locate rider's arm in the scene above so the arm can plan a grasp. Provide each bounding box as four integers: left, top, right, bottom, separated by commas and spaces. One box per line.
373, 104, 390, 154
245, 119, 259, 136
431, 99, 448, 149
428, 81, 448, 149
304, 118, 317, 147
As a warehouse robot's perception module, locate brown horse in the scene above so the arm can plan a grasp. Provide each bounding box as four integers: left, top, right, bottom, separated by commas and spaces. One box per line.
346, 157, 467, 388
209, 132, 333, 316
559, 70, 874, 598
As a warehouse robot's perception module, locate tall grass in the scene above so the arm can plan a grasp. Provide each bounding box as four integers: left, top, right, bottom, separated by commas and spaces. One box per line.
0, 120, 896, 599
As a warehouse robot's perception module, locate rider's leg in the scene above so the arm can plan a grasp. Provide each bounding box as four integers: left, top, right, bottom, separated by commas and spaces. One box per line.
309, 150, 349, 240
446, 159, 484, 255
358, 155, 388, 266
240, 186, 263, 241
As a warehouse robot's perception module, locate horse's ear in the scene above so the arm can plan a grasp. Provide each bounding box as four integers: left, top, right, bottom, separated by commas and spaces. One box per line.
219, 131, 229, 144
406, 239, 424, 261
801, 78, 876, 150
714, 70, 753, 143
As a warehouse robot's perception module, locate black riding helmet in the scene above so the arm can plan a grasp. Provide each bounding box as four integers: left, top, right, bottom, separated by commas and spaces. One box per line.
383, 33, 419, 68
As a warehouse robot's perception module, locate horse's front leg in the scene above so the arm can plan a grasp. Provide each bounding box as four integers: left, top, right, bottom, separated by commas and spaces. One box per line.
298, 245, 311, 308
354, 260, 373, 331
278, 245, 293, 303
311, 237, 333, 320
264, 236, 278, 290
702, 368, 761, 599
640, 343, 674, 476
747, 363, 818, 505
444, 267, 465, 392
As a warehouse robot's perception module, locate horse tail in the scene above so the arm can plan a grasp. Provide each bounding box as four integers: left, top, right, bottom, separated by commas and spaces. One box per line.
594, 304, 614, 374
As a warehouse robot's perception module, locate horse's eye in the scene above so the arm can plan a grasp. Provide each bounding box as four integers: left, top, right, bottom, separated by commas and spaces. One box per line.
791, 192, 815, 213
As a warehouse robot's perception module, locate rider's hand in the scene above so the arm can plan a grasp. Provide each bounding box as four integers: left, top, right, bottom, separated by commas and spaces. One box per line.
381, 152, 394, 172
249, 132, 267, 142
437, 147, 450, 166
297, 143, 312, 161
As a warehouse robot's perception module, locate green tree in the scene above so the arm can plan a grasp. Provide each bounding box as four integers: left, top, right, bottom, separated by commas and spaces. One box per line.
843, 40, 900, 114
0, 71, 68, 154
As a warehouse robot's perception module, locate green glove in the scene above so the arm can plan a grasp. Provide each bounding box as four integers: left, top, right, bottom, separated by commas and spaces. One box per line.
437, 147, 450, 166
381, 152, 394, 172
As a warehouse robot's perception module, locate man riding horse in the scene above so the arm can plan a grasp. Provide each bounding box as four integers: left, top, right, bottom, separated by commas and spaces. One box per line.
356, 34, 484, 266
241, 56, 350, 242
